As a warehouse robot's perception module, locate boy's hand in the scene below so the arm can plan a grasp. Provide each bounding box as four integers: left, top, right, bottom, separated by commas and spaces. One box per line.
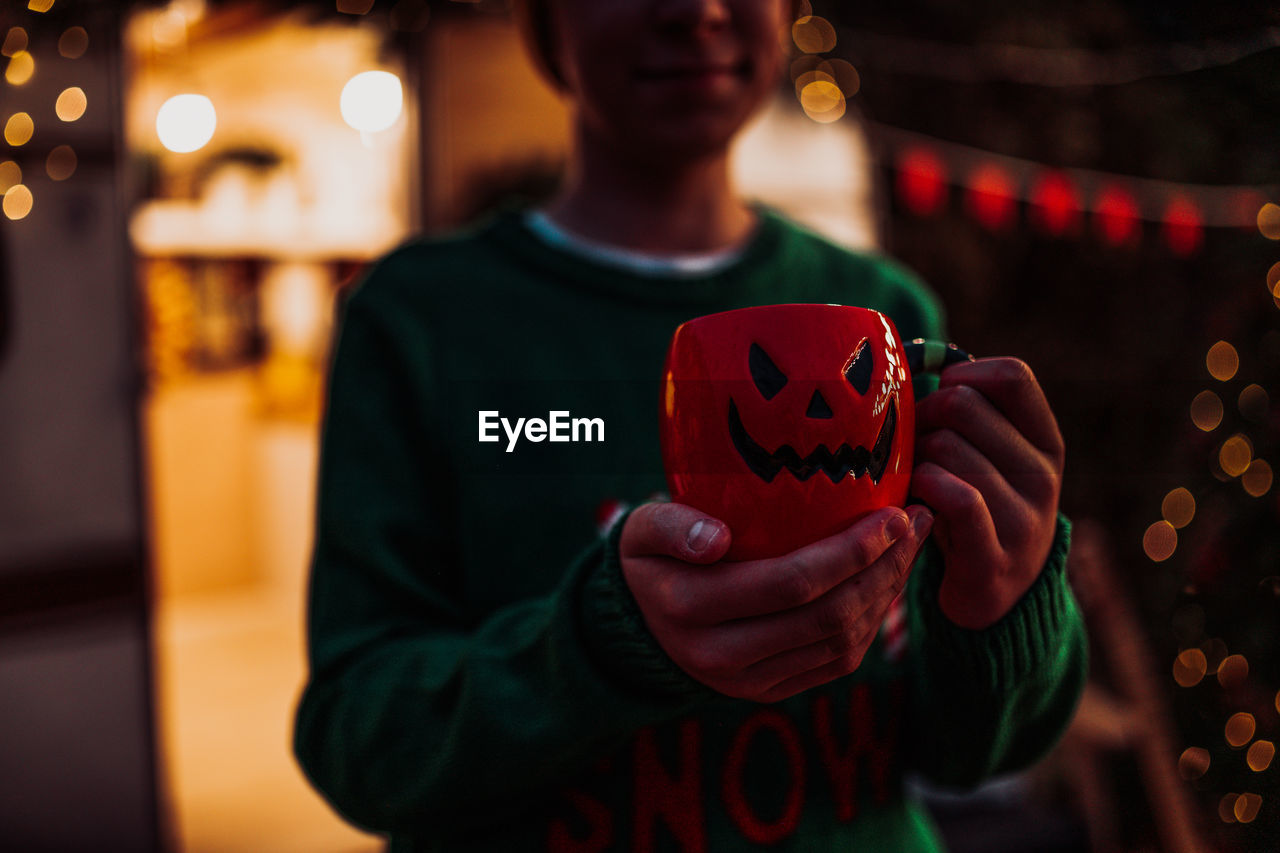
910, 357, 1065, 630
618, 502, 933, 703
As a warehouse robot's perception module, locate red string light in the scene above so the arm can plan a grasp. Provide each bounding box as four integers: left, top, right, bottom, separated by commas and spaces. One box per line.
1029, 170, 1082, 236
965, 163, 1017, 231
1163, 195, 1204, 256
895, 147, 948, 216
1094, 183, 1141, 246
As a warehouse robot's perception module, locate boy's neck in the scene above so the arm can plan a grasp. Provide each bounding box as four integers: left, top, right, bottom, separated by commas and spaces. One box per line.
544, 128, 757, 255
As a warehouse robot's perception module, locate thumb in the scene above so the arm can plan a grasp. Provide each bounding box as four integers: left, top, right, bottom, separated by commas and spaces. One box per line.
620, 502, 731, 564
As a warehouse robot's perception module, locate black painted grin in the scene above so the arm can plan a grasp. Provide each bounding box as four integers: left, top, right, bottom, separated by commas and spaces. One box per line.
727, 398, 897, 484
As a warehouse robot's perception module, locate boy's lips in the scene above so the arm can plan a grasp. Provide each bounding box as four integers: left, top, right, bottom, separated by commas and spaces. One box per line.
635, 58, 751, 82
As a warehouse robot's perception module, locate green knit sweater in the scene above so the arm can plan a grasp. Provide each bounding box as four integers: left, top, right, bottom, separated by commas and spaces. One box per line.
293, 207, 1088, 852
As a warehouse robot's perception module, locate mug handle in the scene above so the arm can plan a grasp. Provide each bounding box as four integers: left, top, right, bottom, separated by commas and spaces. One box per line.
903, 338, 973, 375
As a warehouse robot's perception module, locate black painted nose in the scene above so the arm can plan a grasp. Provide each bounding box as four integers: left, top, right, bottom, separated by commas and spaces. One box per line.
806, 390, 833, 419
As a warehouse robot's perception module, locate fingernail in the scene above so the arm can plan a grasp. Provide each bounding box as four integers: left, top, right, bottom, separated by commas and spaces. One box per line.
911, 507, 934, 537
885, 512, 910, 542
687, 519, 719, 552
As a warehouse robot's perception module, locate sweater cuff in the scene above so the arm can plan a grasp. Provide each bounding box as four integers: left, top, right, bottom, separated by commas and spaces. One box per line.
577, 509, 719, 702
914, 514, 1077, 693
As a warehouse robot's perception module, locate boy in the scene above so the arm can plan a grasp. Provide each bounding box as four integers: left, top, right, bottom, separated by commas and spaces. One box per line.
295, 1, 1087, 850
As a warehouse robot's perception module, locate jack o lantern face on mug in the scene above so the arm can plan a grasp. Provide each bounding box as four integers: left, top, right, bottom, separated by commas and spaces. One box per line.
660, 305, 916, 560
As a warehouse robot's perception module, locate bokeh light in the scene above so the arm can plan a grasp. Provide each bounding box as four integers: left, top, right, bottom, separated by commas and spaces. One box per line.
1217, 654, 1248, 688
798, 79, 845, 123
1247, 740, 1275, 772
29, 0, 56, 13
1178, 746, 1210, 780
1234, 793, 1262, 823
1219, 434, 1253, 478
45, 145, 76, 181
1162, 195, 1203, 256
58, 26, 88, 59
1242, 459, 1272, 497
1029, 170, 1082, 235
5, 50, 34, 86
966, 164, 1017, 231
1161, 487, 1196, 528
1238, 383, 1269, 422
4, 112, 34, 146
1225, 712, 1256, 748
2, 27, 28, 56
791, 15, 837, 54
55, 87, 87, 122
0, 160, 20, 194
1093, 183, 1140, 246
1173, 647, 1207, 686
1206, 341, 1239, 381
340, 71, 403, 133
3, 184, 33, 221
156, 94, 216, 153
1219, 793, 1239, 823
1259, 203, 1280, 240
896, 148, 947, 217
1190, 390, 1223, 432
1143, 520, 1177, 562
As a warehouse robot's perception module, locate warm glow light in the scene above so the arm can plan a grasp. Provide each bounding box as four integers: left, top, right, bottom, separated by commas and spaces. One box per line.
1259, 203, 1280, 240
1248, 741, 1275, 772
1161, 487, 1196, 529
3, 184, 33, 220
1173, 647, 1206, 686
791, 15, 837, 53
799, 79, 844, 123
55, 87, 87, 122
1226, 712, 1256, 747
1219, 793, 1238, 823
156, 94, 216, 153
824, 58, 860, 96
28, 0, 55, 12
1191, 390, 1224, 432
1269, 261, 1280, 298
1163, 195, 1204, 256
5, 50, 34, 85
0, 160, 20, 193
1218, 654, 1248, 688
2, 27, 28, 57
1239, 383, 1269, 422
1178, 747, 1210, 779
967, 164, 1017, 231
1219, 434, 1252, 478
1234, 793, 1262, 823
1242, 459, 1272, 497
58, 26, 88, 59
4, 112, 34, 146
340, 70, 403, 133
45, 145, 76, 181
1206, 341, 1239, 381
1144, 520, 1177, 562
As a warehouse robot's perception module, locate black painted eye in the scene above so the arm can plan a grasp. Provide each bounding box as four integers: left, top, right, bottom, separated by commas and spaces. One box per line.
749, 343, 787, 400
844, 339, 872, 395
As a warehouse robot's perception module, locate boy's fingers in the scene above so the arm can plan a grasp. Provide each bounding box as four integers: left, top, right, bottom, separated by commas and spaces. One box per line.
720, 510, 930, 664
937, 358, 1064, 461
679, 506, 911, 624
619, 501, 730, 564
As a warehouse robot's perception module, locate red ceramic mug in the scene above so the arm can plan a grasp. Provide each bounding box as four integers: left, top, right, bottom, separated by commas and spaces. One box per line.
659, 304, 969, 560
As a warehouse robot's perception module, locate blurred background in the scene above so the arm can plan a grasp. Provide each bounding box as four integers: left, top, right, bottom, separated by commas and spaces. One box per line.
0, 0, 1277, 850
